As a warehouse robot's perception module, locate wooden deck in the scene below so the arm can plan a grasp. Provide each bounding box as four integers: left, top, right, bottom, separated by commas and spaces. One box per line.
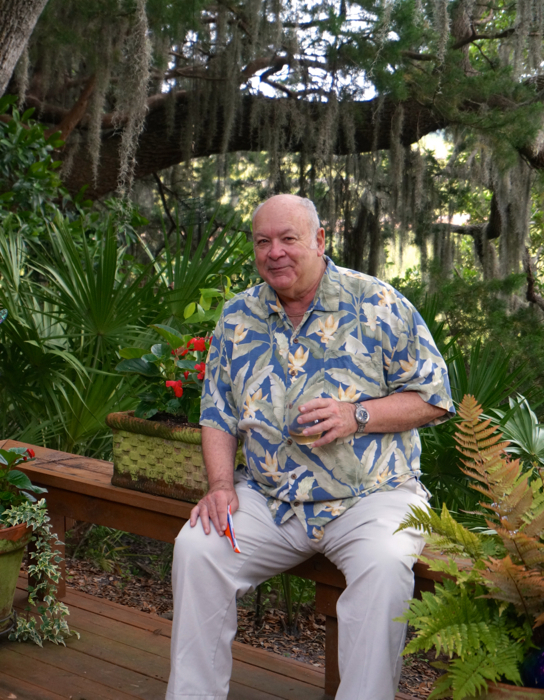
0, 579, 417, 700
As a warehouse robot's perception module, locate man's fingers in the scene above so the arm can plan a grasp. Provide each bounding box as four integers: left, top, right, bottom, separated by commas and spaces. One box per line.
189, 488, 238, 536
189, 504, 200, 527
310, 425, 343, 447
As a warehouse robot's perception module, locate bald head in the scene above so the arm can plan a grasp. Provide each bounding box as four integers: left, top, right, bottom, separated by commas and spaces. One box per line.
252, 195, 320, 247
251, 194, 326, 301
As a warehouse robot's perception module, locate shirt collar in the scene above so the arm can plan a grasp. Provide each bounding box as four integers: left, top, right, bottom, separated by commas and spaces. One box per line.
258, 256, 340, 317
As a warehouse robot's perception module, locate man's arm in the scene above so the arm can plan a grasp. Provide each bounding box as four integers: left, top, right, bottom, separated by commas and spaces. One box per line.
296, 392, 448, 448
189, 426, 239, 535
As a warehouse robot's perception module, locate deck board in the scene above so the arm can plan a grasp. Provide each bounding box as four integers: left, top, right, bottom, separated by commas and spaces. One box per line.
1, 579, 417, 700
0, 672, 66, 700
1, 581, 329, 700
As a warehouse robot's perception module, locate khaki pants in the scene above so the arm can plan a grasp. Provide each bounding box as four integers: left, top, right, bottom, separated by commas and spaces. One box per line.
166, 476, 428, 700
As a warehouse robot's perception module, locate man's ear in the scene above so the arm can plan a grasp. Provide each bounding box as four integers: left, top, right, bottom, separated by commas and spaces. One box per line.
316, 227, 326, 256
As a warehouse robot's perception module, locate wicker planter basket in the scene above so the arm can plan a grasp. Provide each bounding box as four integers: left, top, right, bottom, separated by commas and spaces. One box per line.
106, 411, 207, 503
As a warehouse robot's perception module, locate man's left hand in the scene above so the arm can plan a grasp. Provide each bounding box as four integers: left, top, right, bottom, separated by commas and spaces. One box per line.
297, 398, 357, 447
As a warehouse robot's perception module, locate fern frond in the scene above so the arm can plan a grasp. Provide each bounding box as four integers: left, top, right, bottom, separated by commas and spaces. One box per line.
534, 611, 544, 628
497, 529, 544, 569
446, 644, 523, 700
417, 553, 478, 582
403, 581, 510, 658
427, 670, 456, 699
524, 507, 544, 538
399, 502, 486, 560
481, 556, 544, 621
456, 395, 483, 424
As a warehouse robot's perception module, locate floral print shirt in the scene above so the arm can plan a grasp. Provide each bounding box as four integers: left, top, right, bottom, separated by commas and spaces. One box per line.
200, 258, 454, 540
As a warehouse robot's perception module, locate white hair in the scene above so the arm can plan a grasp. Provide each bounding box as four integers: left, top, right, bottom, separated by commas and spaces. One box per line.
252, 195, 321, 248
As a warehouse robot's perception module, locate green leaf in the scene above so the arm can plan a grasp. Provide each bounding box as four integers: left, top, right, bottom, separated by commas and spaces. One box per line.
183, 302, 196, 319
115, 358, 162, 377
134, 404, 158, 420
151, 343, 171, 358
118, 347, 147, 359
175, 359, 197, 370
7, 470, 36, 490
151, 324, 185, 348
165, 398, 182, 414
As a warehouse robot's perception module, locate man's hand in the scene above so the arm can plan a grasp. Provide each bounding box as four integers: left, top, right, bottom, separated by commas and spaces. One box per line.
296, 398, 357, 448
190, 480, 239, 535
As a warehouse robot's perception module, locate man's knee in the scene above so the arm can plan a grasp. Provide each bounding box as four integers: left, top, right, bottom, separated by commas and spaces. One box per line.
173, 520, 226, 573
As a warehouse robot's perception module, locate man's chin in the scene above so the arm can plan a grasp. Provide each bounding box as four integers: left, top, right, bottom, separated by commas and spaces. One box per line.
264, 270, 294, 289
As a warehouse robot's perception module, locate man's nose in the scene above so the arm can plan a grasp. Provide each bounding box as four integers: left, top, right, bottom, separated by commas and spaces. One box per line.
268, 239, 285, 258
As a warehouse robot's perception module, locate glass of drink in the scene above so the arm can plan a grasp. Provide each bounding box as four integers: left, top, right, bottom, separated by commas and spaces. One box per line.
287, 394, 324, 445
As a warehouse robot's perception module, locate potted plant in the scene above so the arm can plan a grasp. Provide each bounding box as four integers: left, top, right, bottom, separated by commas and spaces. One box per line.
398, 394, 544, 699
107, 323, 214, 502
0, 446, 77, 645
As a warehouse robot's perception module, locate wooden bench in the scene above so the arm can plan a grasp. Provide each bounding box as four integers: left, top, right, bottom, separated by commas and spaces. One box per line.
2, 439, 442, 698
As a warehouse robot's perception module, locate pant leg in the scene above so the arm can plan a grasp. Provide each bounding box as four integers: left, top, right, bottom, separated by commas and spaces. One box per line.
320, 479, 428, 700
166, 480, 313, 700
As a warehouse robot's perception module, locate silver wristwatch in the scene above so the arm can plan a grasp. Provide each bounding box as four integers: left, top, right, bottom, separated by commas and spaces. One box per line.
354, 403, 370, 434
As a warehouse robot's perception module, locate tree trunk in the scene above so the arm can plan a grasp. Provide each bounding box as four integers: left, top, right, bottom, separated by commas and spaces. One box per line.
367, 199, 381, 277
0, 0, 49, 97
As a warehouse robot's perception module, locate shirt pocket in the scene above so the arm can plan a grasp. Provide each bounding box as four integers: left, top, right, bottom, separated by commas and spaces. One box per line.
323, 341, 388, 401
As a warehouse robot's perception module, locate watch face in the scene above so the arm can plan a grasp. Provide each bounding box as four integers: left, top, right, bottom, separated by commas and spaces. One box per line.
355, 404, 369, 429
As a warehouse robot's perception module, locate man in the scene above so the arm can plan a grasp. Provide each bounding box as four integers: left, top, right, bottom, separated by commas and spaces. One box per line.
166, 194, 454, 700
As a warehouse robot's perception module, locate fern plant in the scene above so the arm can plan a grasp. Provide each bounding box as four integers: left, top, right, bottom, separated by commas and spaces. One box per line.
398, 394, 544, 699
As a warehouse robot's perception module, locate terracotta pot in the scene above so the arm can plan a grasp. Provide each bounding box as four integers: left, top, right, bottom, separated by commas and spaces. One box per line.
106, 411, 208, 502
0, 522, 32, 635
478, 683, 544, 698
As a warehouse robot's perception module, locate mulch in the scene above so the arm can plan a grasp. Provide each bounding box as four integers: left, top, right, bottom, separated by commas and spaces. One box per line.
56, 529, 441, 699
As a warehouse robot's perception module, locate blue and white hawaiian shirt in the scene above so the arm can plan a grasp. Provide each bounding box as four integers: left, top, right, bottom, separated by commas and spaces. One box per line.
200, 257, 454, 540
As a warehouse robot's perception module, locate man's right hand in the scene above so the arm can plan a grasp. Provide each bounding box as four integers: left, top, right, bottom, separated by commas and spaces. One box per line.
190, 480, 239, 536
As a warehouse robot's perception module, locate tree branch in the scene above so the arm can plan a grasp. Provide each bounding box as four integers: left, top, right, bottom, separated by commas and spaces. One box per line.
44, 74, 96, 141
153, 172, 177, 234
452, 27, 517, 51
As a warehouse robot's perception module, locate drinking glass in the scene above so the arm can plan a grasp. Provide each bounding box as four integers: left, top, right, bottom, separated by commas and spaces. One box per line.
287, 393, 324, 445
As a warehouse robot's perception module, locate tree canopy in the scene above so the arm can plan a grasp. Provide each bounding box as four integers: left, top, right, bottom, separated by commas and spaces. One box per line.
1, 0, 544, 287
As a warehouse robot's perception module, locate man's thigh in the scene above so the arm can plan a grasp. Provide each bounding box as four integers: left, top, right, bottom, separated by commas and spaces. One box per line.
175, 478, 314, 595
320, 479, 428, 584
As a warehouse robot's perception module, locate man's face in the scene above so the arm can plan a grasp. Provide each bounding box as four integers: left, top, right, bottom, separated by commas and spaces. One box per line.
252, 197, 325, 299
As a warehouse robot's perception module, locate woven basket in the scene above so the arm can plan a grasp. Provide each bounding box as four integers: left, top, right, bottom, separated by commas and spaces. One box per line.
106, 411, 207, 502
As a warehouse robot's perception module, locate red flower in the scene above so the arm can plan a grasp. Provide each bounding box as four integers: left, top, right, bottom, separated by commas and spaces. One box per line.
26, 448, 35, 458
171, 346, 189, 357
184, 370, 190, 379
165, 380, 183, 398
188, 337, 207, 352
194, 362, 206, 380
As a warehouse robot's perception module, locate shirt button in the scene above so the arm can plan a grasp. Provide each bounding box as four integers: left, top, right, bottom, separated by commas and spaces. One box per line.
293, 338, 299, 343
286, 438, 293, 446
293, 501, 301, 507
290, 473, 296, 480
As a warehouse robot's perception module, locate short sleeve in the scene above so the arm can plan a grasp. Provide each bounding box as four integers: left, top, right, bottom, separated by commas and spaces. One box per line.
386, 301, 455, 427
200, 316, 240, 436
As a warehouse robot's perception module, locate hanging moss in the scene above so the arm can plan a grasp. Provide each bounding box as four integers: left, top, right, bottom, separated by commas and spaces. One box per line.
114, 0, 152, 196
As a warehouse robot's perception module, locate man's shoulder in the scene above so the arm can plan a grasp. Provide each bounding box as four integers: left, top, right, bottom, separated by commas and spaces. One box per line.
329, 262, 418, 320
333, 264, 404, 298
